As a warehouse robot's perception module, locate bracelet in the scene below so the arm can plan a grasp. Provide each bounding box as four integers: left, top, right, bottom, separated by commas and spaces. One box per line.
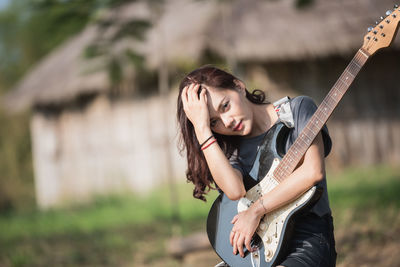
201, 139, 216, 151
260, 198, 267, 213
199, 134, 214, 148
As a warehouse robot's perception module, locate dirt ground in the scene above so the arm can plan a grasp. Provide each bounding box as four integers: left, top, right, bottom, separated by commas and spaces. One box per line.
152, 224, 400, 267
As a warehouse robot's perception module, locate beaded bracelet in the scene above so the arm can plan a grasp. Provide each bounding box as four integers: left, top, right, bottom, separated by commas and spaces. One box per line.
199, 134, 214, 149
260, 198, 267, 213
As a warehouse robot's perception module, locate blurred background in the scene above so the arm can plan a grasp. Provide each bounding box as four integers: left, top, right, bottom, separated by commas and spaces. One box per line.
0, 0, 399, 266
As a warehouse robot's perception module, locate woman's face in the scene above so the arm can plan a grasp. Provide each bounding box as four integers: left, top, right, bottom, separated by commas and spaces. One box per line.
204, 85, 254, 136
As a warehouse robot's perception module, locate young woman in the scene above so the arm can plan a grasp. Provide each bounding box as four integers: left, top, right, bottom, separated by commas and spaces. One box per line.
177, 65, 337, 267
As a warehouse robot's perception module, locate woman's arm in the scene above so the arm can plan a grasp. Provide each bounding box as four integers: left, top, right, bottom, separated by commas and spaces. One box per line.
230, 131, 326, 257
201, 132, 246, 200
181, 83, 246, 200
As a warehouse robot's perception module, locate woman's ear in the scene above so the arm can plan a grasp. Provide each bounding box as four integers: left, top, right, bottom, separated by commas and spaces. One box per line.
233, 79, 246, 95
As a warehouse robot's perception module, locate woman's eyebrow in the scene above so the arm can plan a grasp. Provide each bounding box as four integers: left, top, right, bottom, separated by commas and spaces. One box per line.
209, 97, 226, 121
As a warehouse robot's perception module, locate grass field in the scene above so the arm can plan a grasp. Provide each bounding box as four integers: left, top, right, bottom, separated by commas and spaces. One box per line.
0, 164, 399, 266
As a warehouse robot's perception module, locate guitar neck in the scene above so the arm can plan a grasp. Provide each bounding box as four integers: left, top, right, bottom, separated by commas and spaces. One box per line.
273, 49, 370, 183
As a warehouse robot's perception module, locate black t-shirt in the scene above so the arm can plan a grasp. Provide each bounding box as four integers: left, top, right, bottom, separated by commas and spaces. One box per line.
230, 96, 332, 217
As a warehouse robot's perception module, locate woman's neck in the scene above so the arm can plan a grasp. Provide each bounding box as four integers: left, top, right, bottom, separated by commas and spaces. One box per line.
248, 103, 278, 137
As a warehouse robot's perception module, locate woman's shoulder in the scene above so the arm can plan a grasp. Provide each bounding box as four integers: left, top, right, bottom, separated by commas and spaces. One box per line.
289, 95, 318, 114
290, 95, 317, 107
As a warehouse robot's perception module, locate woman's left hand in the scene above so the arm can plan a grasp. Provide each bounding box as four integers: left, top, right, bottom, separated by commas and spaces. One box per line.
230, 208, 263, 257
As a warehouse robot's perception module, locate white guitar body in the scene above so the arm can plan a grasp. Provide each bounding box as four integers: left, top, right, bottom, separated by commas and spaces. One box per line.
238, 158, 317, 264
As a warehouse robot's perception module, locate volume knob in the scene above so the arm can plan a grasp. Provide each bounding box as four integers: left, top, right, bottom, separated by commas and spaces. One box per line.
266, 249, 274, 258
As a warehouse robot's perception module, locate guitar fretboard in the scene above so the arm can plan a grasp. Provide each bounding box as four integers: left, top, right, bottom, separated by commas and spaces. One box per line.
273, 49, 370, 183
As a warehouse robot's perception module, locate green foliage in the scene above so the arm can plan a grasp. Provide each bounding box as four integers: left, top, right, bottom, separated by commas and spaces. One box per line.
111, 19, 152, 42
0, 0, 96, 90
328, 165, 400, 209
0, 181, 217, 242
0, 181, 216, 266
0, 0, 145, 92
86, 16, 153, 89
328, 164, 400, 227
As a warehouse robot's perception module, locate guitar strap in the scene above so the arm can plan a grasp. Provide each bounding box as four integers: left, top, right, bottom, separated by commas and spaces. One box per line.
246, 96, 294, 185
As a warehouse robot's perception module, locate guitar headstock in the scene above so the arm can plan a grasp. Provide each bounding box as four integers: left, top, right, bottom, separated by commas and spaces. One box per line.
362, 5, 400, 55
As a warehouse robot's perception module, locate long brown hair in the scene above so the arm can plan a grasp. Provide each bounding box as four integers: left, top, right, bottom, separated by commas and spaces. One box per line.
177, 65, 268, 201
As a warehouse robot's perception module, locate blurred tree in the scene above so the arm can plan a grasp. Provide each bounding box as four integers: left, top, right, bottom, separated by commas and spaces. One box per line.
0, 0, 138, 91
0, 0, 152, 212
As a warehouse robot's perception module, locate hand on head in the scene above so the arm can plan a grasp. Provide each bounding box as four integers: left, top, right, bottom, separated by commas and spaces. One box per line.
181, 83, 212, 139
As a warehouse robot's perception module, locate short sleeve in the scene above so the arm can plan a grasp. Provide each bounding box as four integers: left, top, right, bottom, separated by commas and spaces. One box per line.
289, 96, 332, 157
229, 149, 245, 176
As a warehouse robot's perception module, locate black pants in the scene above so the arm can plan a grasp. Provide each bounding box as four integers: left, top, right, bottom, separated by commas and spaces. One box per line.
278, 212, 337, 267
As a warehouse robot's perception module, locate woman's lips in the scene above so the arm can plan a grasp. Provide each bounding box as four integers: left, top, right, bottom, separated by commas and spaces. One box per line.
233, 121, 243, 131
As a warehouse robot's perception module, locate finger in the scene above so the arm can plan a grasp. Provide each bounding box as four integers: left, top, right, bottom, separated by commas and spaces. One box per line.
191, 83, 202, 102
232, 232, 239, 255
193, 83, 201, 99
188, 83, 198, 102
231, 214, 239, 224
191, 83, 200, 101
181, 85, 189, 105
199, 86, 207, 104
237, 235, 245, 257
244, 235, 252, 253
230, 229, 235, 246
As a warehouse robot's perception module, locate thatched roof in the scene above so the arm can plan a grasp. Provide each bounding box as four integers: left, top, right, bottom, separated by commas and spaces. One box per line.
207, 0, 400, 61
4, 0, 400, 111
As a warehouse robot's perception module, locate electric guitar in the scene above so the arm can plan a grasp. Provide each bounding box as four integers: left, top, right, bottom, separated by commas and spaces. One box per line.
207, 6, 400, 267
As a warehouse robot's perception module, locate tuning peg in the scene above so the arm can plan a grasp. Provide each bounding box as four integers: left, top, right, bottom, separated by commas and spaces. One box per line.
380, 16, 384, 20
375, 21, 379, 25
386, 10, 393, 16
367, 26, 374, 32
395, 4, 399, 8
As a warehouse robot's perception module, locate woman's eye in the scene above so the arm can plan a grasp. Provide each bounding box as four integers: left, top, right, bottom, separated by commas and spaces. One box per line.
222, 101, 229, 110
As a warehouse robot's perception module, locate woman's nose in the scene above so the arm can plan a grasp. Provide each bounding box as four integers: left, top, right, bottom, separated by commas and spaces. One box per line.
222, 115, 234, 128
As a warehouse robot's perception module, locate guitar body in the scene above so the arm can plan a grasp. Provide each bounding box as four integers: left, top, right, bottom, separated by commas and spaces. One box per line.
207, 123, 322, 267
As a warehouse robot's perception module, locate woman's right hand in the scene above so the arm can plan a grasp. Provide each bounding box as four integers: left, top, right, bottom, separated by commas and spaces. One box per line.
181, 83, 212, 141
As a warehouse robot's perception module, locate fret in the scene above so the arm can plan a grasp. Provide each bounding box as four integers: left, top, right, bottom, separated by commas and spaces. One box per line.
358, 49, 369, 58
319, 101, 330, 118
325, 93, 335, 105
339, 75, 351, 87
321, 97, 332, 110
301, 132, 313, 144
305, 123, 317, 136
351, 59, 361, 69
336, 77, 349, 91
330, 87, 340, 99
344, 68, 355, 79
350, 62, 361, 74
295, 137, 308, 149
